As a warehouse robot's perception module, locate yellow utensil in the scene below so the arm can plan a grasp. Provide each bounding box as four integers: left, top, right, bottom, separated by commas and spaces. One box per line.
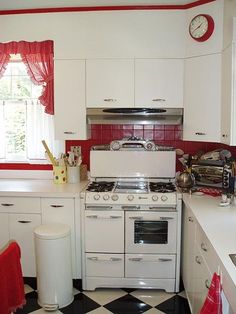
42, 140, 57, 166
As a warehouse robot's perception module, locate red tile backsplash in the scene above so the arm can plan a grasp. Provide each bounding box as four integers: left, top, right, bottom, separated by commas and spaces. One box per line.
65, 124, 236, 172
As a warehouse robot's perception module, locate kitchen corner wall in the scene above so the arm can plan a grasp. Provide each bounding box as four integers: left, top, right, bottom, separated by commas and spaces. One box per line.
66, 124, 236, 172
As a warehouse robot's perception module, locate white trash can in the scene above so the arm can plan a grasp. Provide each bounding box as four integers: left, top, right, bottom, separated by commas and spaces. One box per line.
34, 223, 73, 311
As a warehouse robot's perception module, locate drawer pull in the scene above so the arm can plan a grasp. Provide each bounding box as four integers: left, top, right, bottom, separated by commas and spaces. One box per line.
128, 258, 143, 262
1, 203, 14, 206
195, 256, 201, 264
188, 217, 194, 222
129, 216, 143, 220
50, 205, 64, 208
160, 217, 174, 220
109, 215, 122, 219
122, 206, 140, 210
86, 215, 122, 220
152, 98, 166, 102
18, 220, 32, 223
195, 132, 206, 136
63, 131, 76, 134
205, 279, 211, 289
201, 242, 208, 252
103, 98, 117, 102
86, 206, 113, 210
87, 257, 122, 262
158, 258, 173, 262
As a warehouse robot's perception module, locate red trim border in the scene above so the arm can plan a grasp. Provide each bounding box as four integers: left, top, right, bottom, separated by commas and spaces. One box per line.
0, 163, 52, 170
0, 0, 215, 15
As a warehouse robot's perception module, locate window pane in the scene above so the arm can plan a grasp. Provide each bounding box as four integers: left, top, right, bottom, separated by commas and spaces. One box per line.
11, 62, 28, 76
4, 101, 26, 160
12, 76, 31, 99
0, 77, 11, 100
32, 84, 43, 99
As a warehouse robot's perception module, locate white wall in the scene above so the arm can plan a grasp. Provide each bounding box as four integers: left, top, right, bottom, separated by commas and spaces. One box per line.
0, 10, 185, 59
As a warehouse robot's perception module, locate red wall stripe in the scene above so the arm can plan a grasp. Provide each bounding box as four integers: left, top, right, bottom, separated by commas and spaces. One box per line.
0, 0, 215, 15
0, 163, 52, 170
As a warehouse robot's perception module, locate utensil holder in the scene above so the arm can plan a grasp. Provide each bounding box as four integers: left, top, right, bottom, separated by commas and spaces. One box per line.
67, 166, 80, 184
53, 166, 67, 184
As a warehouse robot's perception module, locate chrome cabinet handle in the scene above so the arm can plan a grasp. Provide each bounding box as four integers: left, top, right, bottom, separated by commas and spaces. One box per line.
160, 217, 174, 220
158, 258, 173, 262
149, 206, 176, 210
86, 206, 113, 210
1, 203, 14, 206
195, 256, 201, 264
122, 206, 140, 210
63, 131, 76, 134
86, 215, 122, 219
50, 205, 64, 208
103, 98, 117, 102
109, 215, 122, 219
201, 242, 208, 252
195, 132, 206, 135
188, 217, 194, 222
129, 216, 143, 220
18, 220, 32, 223
128, 258, 143, 262
205, 279, 211, 289
152, 98, 166, 102
87, 257, 122, 262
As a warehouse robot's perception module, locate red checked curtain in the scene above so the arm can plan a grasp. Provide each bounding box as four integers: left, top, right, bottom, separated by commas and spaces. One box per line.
0, 40, 54, 114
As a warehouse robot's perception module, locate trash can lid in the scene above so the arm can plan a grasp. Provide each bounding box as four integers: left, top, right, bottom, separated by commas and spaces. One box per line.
34, 223, 71, 239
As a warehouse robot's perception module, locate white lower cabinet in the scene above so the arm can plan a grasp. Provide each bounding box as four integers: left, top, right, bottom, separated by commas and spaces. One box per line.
86, 253, 124, 277
125, 254, 176, 279
9, 213, 41, 277
0, 213, 9, 248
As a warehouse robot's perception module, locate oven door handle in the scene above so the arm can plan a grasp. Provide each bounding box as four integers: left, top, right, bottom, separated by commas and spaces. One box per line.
86, 215, 122, 219
160, 217, 174, 220
122, 206, 140, 210
128, 257, 173, 262
87, 257, 122, 262
128, 216, 143, 220
86, 206, 113, 210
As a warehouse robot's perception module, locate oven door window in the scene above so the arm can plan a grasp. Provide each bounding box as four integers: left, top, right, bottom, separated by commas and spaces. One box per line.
134, 220, 168, 244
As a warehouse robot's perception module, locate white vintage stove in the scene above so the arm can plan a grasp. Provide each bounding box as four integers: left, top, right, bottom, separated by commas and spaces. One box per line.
81, 138, 182, 292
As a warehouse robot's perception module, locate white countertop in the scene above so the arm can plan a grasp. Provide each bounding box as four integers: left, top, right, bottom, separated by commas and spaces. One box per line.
183, 193, 236, 312
0, 179, 88, 197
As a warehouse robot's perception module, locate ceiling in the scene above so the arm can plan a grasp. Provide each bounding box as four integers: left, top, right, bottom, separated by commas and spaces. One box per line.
0, 0, 213, 11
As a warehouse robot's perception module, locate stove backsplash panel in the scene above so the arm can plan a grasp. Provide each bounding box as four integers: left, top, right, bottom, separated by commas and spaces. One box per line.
65, 124, 236, 171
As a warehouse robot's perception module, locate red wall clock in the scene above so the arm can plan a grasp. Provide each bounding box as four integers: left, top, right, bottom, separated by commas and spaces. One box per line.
189, 14, 214, 42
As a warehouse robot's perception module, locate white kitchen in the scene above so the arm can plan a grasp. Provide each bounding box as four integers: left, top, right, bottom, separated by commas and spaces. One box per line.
0, 0, 236, 313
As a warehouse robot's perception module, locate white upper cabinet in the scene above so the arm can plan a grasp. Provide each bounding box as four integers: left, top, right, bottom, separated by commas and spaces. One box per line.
86, 59, 134, 108
183, 53, 221, 142
135, 59, 184, 108
221, 43, 236, 145
54, 59, 89, 140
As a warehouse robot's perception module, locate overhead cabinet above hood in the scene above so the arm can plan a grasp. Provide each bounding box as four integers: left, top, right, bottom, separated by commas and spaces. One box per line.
86, 108, 183, 125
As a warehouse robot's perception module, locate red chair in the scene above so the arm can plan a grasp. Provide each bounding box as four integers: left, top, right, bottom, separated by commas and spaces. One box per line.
0, 242, 26, 314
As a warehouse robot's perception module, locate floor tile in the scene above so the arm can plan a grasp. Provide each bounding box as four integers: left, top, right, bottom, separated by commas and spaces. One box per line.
104, 294, 152, 314
143, 309, 165, 314
156, 295, 191, 314
88, 307, 113, 313
131, 290, 175, 307
15, 292, 41, 314
24, 284, 34, 295
83, 289, 127, 305
27, 309, 62, 314
73, 287, 80, 296
177, 290, 187, 299
60, 293, 100, 314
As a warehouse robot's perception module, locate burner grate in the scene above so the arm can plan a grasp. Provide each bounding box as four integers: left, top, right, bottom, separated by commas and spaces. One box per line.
149, 182, 176, 193
86, 181, 115, 192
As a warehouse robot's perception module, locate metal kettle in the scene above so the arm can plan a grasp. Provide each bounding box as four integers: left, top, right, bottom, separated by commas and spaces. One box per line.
176, 170, 195, 189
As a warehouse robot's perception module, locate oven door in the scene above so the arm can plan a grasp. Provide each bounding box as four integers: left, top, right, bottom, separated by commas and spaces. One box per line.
125, 211, 177, 254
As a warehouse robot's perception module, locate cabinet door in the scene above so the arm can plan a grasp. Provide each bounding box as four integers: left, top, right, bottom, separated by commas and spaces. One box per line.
86, 59, 134, 108
54, 59, 89, 140
9, 213, 41, 277
0, 213, 9, 248
135, 59, 184, 108
182, 205, 196, 312
183, 54, 221, 142
84, 210, 124, 253
192, 247, 212, 314
221, 44, 236, 145
41, 198, 77, 278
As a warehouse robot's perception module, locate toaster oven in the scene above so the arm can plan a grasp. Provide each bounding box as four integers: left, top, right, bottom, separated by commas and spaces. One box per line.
191, 162, 223, 188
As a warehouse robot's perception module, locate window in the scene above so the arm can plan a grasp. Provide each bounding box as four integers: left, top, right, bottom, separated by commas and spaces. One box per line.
0, 55, 55, 163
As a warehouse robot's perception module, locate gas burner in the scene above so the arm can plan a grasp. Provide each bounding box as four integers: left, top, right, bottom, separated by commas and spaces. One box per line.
86, 181, 115, 192
149, 182, 176, 193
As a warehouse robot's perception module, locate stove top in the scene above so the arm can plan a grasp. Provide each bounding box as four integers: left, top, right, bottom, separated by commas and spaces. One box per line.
86, 181, 115, 192
149, 182, 176, 193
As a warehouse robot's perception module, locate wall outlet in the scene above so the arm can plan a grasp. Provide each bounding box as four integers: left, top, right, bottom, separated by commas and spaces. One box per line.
70, 146, 81, 156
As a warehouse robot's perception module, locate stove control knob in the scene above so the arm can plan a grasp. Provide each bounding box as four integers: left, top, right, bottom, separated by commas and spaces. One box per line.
103, 194, 110, 201
94, 194, 100, 201
127, 195, 134, 201
152, 195, 159, 201
111, 194, 119, 201
161, 195, 168, 202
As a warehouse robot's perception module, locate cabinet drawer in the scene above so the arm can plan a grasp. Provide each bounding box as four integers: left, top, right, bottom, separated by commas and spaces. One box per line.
0, 197, 40, 213
125, 254, 176, 278
196, 224, 219, 274
41, 198, 74, 210
86, 253, 124, 277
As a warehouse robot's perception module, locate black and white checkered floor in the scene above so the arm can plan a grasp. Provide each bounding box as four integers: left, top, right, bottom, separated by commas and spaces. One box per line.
16, 281, 191, 314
